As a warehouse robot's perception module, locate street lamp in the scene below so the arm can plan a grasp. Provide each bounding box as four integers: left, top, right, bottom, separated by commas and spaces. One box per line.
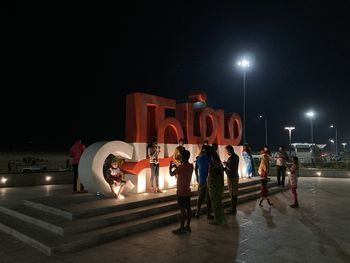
237, 58, 250, 144
330, 125, 338, 156
329, 139, 335, 155
259, 115, 268, 145
341, 142, 347, 151
284, 126, 295, 156
305, 111, 315, 144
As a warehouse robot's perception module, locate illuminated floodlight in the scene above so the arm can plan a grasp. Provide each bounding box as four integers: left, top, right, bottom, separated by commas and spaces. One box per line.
306, 111, 315, 118
1, 177, 8, 184
45, 176, 52, 182
316, 171, 322, 176
237, 59, 250, 68
284, 127, 295, 131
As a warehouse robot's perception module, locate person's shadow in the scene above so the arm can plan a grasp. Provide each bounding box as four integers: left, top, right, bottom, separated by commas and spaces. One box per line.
260, 206, 276, 229
240, 199, 258, 217
273, 195, 289, 216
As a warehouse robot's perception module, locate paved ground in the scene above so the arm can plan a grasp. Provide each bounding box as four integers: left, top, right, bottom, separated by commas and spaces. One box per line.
0, 177, 350, 263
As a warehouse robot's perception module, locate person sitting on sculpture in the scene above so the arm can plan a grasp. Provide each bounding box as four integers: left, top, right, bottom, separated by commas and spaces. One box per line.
104, 156, 126, 199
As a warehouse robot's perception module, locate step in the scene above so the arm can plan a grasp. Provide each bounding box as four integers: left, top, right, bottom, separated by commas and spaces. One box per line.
0, 183, 288, 255
16, 181, 278, 235
22, 178, 265, 220
0, 204, 69, 235
24, 199, 74, 220
63, 182, 279, 234
6, 180, 278, 237
56, 186, 288, 254
0, 212, 61, 256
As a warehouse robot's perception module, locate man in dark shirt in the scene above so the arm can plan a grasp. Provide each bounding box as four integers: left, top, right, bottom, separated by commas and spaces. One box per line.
223, 145, 240, 215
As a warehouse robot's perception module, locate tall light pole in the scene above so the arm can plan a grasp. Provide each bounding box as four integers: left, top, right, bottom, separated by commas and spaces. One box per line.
284, 126, 295, 156
237, 58, 250, 144
329, 139, 335, 155
330, 125, 338, 156
259, 115, 268, 145
305, 111, 315, 144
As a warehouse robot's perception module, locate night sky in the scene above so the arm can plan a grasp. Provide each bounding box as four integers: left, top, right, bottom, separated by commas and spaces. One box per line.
2, 1, 350, 152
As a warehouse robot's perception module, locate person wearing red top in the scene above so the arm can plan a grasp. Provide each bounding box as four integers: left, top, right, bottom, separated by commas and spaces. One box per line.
69, 139, 87, 193
259, 178, 273, 207
169, 150, 193, 234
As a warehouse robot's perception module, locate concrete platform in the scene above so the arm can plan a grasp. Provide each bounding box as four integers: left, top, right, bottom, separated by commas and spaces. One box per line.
0, 177, 349, 262
0, 177, 287, 256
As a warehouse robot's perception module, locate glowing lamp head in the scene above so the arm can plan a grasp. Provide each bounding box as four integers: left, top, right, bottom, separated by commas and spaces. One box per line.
237, 59, 250, 68
306, 111, 315, 118
284, 127, 295, 131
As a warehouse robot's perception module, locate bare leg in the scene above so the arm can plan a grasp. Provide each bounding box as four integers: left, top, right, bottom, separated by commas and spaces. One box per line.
117, 183, 126, 195
110, 185, 117, 198
267, 198, 273, 206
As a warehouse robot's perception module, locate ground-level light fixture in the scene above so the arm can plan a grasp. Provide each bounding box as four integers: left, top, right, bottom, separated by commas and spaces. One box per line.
1, 177, 8, 184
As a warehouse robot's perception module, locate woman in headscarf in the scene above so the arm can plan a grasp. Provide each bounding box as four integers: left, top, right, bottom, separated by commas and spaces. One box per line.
207, 147, 225, 225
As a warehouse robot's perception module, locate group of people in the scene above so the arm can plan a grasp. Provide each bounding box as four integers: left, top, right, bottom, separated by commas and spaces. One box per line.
167, 139, 240, 234
168, 140, 300, 234
257, 145, 300, 209
69, 137, 300, 231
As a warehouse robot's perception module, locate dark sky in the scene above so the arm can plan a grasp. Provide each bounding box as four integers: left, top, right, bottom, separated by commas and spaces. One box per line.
1, 1, 350, 152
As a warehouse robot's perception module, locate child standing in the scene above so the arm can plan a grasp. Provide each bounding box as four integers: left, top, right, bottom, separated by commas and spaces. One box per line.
287, 157, 299, 208
259, 178, 273, 207
104, 157, 126, 199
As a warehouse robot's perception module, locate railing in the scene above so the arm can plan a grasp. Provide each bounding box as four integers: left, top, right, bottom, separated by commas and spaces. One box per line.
300, 160, 350, 170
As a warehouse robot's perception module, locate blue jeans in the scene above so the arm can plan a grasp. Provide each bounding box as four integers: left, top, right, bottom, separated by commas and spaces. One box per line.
150, 163, 159, 188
